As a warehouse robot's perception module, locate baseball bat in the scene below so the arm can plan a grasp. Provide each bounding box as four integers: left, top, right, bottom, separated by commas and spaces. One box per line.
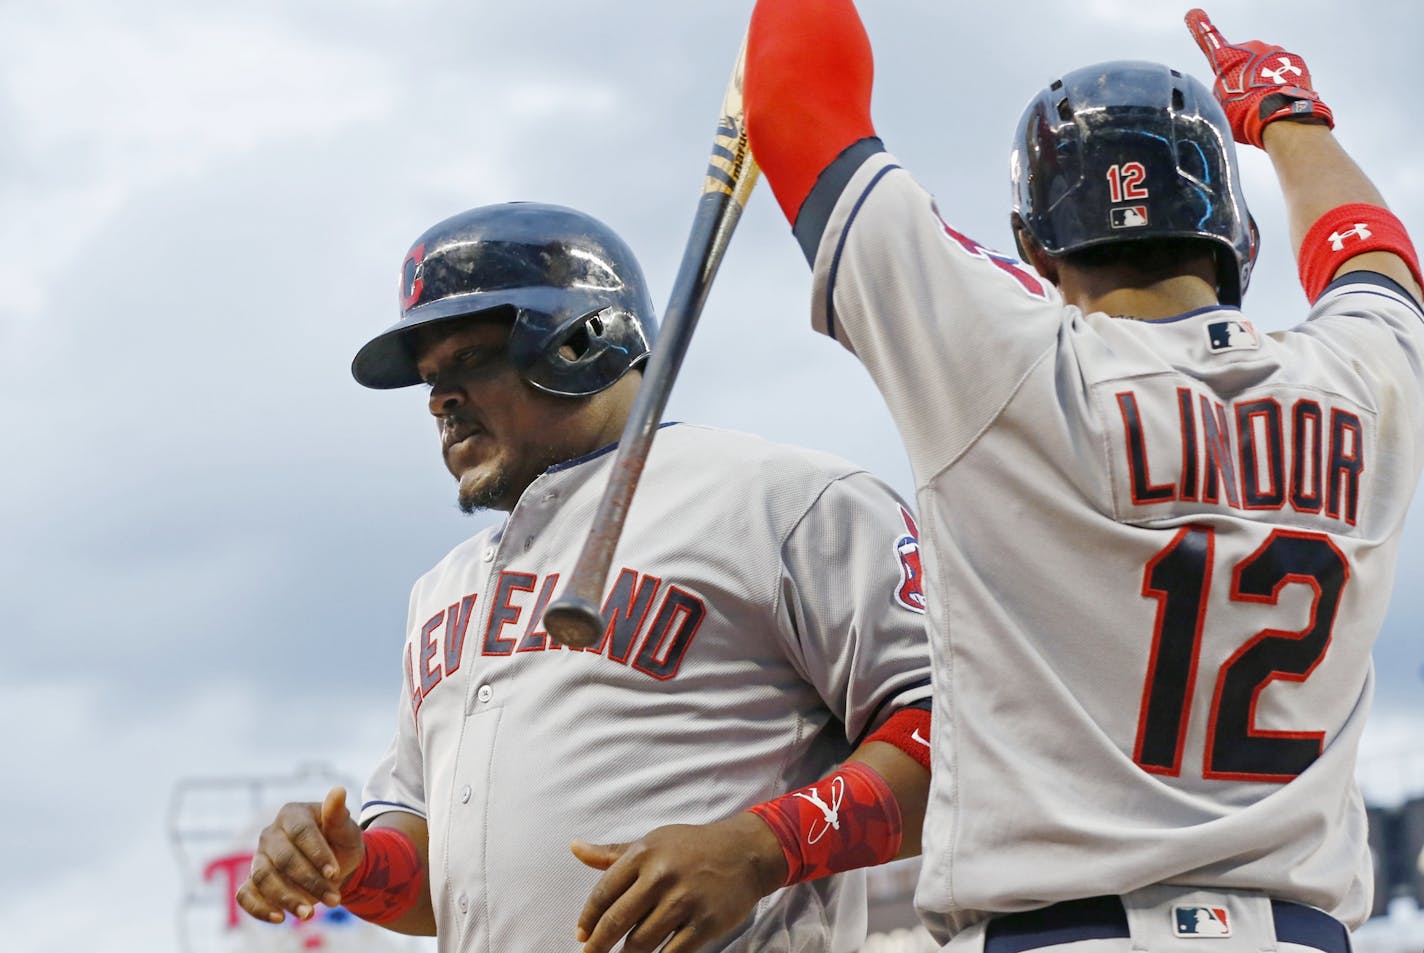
542, 37, 761, 648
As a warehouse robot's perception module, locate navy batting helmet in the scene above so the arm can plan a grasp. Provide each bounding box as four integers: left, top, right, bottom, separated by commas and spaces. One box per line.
352, 202, 657, 396
1010, 61, 1257, 305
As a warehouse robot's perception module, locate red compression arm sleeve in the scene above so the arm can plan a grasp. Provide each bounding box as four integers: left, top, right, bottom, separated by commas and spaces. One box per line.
746, 0, 877, 224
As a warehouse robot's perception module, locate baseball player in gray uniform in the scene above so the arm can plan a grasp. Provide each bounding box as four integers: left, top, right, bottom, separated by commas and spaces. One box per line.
745, 2, 1423, 952
234, 202, 935, 953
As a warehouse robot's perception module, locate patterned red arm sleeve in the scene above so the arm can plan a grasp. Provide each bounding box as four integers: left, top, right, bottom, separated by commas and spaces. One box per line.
745, 0, 877, 225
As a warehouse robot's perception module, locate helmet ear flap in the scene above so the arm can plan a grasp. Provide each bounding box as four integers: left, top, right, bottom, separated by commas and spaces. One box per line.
515, 305, 653, 397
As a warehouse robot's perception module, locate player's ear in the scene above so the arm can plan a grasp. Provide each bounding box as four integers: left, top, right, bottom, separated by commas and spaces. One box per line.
1011, 214, 1059, 286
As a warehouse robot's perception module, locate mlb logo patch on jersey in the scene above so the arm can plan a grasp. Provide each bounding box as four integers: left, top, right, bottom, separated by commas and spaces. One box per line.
1110, 205, 1149, 229
1206, 318, 1259, 352
1173, 906, 1231, 938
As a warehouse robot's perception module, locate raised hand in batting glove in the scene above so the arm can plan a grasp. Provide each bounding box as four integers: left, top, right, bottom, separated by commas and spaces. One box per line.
1184, 8, 1333, 148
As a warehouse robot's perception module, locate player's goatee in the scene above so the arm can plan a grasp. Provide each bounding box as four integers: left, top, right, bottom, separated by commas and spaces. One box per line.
455, 441, 571, 514
457, 467, 512, 514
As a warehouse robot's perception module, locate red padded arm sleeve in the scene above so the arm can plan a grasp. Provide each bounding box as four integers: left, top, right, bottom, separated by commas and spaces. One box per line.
745, 0, 877, 224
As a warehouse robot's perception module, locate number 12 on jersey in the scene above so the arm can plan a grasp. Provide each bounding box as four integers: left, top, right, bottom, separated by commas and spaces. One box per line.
1133, 525, 1348, 782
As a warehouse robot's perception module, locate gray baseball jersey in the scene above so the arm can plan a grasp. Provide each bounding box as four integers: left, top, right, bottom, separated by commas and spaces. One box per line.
359, 422, 933, 953
799, 150, 1424, 940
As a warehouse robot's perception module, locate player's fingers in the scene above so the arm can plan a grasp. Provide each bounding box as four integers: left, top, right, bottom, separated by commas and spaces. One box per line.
318, 786, 363, 866
260, 826, 342, 909
246, 852, 326, 921
572, 846, 643, 950
1184, 8, 1228, 63
615, 894, 694, 953
570, 839, 626, 872
578, 883, 658, 953
235, 877, 287, 925
319, 787, 346, 835
660, 920, 715, 953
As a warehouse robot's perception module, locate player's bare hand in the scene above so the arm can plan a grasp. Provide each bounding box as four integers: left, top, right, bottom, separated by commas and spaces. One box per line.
236, 786, 365, 924
571, 813, 787, 953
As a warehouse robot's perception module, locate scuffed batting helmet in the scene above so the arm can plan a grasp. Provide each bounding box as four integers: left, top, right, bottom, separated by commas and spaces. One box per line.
352, 202, 657, 396
1010, 60, 1257, 305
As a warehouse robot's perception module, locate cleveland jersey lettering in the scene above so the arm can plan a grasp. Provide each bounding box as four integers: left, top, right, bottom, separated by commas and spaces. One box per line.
408, 567, 709, 716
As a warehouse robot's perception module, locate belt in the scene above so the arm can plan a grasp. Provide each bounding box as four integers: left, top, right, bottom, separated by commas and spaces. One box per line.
984, 894, 1352, 953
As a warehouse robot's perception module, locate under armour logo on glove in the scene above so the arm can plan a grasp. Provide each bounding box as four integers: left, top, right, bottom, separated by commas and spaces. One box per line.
1328, 224, 1373, 250
1259, 56, 1303, 84
1185, 8, 1333, 148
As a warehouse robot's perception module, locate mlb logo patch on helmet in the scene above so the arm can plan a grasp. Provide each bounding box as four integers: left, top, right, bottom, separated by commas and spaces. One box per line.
1206, 318, 1259, 352
1173, 906, 1231, 938
1111, 206, 1149, 229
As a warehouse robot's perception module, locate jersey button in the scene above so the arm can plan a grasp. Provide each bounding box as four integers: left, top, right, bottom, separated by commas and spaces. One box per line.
460, 785, 472, 803
457, 894, 469, 914
477, 684, 493, 703
481, 546, 495, 562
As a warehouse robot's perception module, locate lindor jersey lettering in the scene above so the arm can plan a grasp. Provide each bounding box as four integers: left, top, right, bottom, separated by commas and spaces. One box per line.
1111, 385, 1366, 525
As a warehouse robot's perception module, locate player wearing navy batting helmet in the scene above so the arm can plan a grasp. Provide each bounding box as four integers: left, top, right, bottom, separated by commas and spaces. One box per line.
237, 202, 938, 953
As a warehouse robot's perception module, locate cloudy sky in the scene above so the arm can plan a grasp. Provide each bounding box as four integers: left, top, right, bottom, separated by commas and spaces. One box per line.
2, 1, 1421, 950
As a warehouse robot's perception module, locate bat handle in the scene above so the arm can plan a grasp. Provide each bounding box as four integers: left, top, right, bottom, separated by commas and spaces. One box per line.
542, 595, 604, 649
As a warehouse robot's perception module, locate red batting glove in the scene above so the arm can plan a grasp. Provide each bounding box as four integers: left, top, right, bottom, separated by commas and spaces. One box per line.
1184, 8, 1333, 148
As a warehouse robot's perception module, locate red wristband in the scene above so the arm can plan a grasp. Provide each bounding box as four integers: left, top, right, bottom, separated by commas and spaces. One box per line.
748, 760, 902, 887
1298, 203, 1422, 302
866, 706, 932, 773
340, 827, 424, 924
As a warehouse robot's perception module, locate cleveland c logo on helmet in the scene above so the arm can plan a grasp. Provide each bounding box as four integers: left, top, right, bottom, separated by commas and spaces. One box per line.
401, 243, 426, 312
894, 506, 927, 614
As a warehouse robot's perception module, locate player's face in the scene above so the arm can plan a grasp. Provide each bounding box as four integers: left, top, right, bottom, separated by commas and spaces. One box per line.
412, 317, 604, 513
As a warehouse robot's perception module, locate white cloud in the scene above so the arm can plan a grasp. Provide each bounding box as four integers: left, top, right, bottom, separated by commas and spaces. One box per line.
0, 3, 395, 325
